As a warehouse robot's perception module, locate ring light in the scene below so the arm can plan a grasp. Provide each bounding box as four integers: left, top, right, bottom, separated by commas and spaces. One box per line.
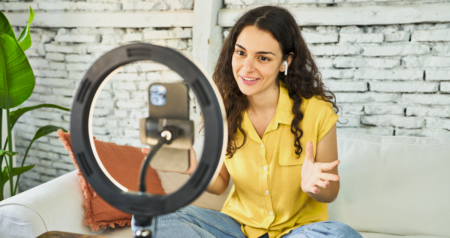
70, 43, 227, 219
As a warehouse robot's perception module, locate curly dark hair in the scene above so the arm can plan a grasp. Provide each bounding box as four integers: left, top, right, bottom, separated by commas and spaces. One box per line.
212, 5, 342, 158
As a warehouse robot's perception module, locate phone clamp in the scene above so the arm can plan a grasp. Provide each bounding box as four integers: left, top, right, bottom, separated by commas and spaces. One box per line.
139, 117, 194, 149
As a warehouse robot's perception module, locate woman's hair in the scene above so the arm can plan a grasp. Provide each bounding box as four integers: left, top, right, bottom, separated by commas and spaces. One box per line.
212, 5, 341, 158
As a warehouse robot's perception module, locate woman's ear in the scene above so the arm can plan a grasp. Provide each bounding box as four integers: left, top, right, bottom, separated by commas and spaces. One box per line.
280, 53, 295, 72
280, 52, 294, 72
287, 52, 294, 66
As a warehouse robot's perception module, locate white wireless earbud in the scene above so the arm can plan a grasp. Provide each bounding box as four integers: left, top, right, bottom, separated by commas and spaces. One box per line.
283, 61, 288, 76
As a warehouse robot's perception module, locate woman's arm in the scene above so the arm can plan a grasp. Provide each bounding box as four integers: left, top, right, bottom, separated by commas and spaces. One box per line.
144, 147, 231, 195
301, 124, 340, 203
187, 148, 230, 195
205, 161, 230, 195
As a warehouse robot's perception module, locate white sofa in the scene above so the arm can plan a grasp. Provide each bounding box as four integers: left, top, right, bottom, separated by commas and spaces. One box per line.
1, 130, 449, 238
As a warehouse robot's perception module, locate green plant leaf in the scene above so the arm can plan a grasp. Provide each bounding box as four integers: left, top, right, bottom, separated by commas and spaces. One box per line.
0, 150, 19, 182
1, 167, 8, 187
11, 125, 67, 195
0, 11, 16, 40
32, 125, 68, 142
2, 165, 34, 187
0, 150, 19, 157
0, 32, 35, 109
0, 150, 22, 187
10, 104, 71, 128
17, 7, 35, 52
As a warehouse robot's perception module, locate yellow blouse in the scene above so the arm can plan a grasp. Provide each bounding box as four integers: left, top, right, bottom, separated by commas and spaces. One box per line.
220, 81, 340, 238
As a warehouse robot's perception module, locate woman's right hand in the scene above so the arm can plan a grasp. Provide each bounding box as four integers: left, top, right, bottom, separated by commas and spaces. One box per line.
142, 147, 198, 175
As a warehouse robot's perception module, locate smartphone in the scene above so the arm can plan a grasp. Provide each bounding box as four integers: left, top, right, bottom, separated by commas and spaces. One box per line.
147, 83, 190, 173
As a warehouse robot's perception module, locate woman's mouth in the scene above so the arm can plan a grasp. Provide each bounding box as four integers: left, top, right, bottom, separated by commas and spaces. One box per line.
240, 75, 260, 85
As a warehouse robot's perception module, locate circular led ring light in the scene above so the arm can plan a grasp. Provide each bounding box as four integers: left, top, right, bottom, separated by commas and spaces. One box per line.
70, 43, 227, 217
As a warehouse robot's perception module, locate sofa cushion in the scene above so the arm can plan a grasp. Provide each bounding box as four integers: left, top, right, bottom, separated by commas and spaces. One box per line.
359, 232, 448, 238
57, 130, 166, 232
329, 130, 450, 237
0, 171, 106, 238
0, 204, 47, 237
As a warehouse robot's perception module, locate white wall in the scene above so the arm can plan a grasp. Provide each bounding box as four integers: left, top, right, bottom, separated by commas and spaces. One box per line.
2, 0, 450, 192
2, 0, 197, 192
220, 1, 450, 137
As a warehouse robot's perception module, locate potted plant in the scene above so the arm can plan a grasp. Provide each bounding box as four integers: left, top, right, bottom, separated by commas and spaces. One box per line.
0, 7, 70, 201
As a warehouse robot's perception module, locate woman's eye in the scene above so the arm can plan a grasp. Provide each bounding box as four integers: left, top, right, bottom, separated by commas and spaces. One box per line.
237, 50, 244, 56
260, 57, 269, 61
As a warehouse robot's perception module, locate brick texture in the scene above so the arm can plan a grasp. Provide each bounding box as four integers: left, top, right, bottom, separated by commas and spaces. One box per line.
7, 0, 195, 193
9, 0, 450, 194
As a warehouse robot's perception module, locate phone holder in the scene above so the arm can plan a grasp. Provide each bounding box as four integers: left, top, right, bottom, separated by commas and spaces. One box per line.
139, 118, 194, 149
69, 43, 227, 236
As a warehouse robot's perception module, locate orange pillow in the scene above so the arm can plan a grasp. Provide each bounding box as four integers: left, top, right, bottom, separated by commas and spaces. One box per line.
57, 129, 166, 231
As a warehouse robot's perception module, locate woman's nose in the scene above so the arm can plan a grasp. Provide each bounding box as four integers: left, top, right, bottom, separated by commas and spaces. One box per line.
243, 57, 256, 72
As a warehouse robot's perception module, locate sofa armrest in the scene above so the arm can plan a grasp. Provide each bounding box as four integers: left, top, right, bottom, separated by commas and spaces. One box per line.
0, 170, 106, 238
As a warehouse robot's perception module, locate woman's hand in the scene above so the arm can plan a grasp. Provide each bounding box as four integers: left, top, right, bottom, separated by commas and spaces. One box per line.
301, 141, 340, 194
142, 147, 198, 175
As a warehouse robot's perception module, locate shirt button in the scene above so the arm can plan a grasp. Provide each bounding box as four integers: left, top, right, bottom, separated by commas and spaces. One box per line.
265, 190, 269, 195
261, 144, 264, 148
264, 166, 267, 171
269, 212, 274, 216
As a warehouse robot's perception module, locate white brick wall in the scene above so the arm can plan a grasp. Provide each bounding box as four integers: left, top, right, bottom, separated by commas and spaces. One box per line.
302, 32, 338, 44
293, 23, 450, 139
340, 33, 384, 43
238, 18, 450, 140
333, 57, 400, 68
5, 0, 195, 192
7, 0, 450, 193
223, 0, 450, 9
1, 0, 193, 12
363, 44, 430, 56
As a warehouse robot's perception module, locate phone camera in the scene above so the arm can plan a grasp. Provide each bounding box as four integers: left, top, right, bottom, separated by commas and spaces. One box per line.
150, 85, 167, 106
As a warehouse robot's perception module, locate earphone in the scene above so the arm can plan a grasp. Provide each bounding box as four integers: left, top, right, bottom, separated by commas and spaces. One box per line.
283, 61, 288, 76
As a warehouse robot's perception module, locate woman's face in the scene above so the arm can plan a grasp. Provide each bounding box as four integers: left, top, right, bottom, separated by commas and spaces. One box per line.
232, 25, 284, 97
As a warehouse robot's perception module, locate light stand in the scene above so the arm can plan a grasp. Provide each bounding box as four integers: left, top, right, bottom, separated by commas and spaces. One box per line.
70, 43, 227, 237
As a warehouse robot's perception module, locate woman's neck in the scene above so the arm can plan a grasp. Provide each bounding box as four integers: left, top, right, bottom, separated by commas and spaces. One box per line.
246, 83, 280, 115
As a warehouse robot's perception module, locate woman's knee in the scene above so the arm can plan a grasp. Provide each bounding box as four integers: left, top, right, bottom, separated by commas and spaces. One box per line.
131, 209, 183, 231
318, 221, 362, 238
175, 205, 204, 222
176, 205, 226, 223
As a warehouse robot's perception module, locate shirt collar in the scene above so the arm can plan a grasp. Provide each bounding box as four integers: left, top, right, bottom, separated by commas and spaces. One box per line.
241, 81, 299, 143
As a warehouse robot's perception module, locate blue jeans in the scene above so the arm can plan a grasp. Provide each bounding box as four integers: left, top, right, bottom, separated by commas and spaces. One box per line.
131, 205, 362, 238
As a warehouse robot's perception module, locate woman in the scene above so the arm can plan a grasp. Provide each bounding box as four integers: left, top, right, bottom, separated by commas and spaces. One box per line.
133, 5, 362, 238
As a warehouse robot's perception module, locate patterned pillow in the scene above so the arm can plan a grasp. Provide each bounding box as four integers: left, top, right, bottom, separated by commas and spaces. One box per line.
57, 129, 166, 231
